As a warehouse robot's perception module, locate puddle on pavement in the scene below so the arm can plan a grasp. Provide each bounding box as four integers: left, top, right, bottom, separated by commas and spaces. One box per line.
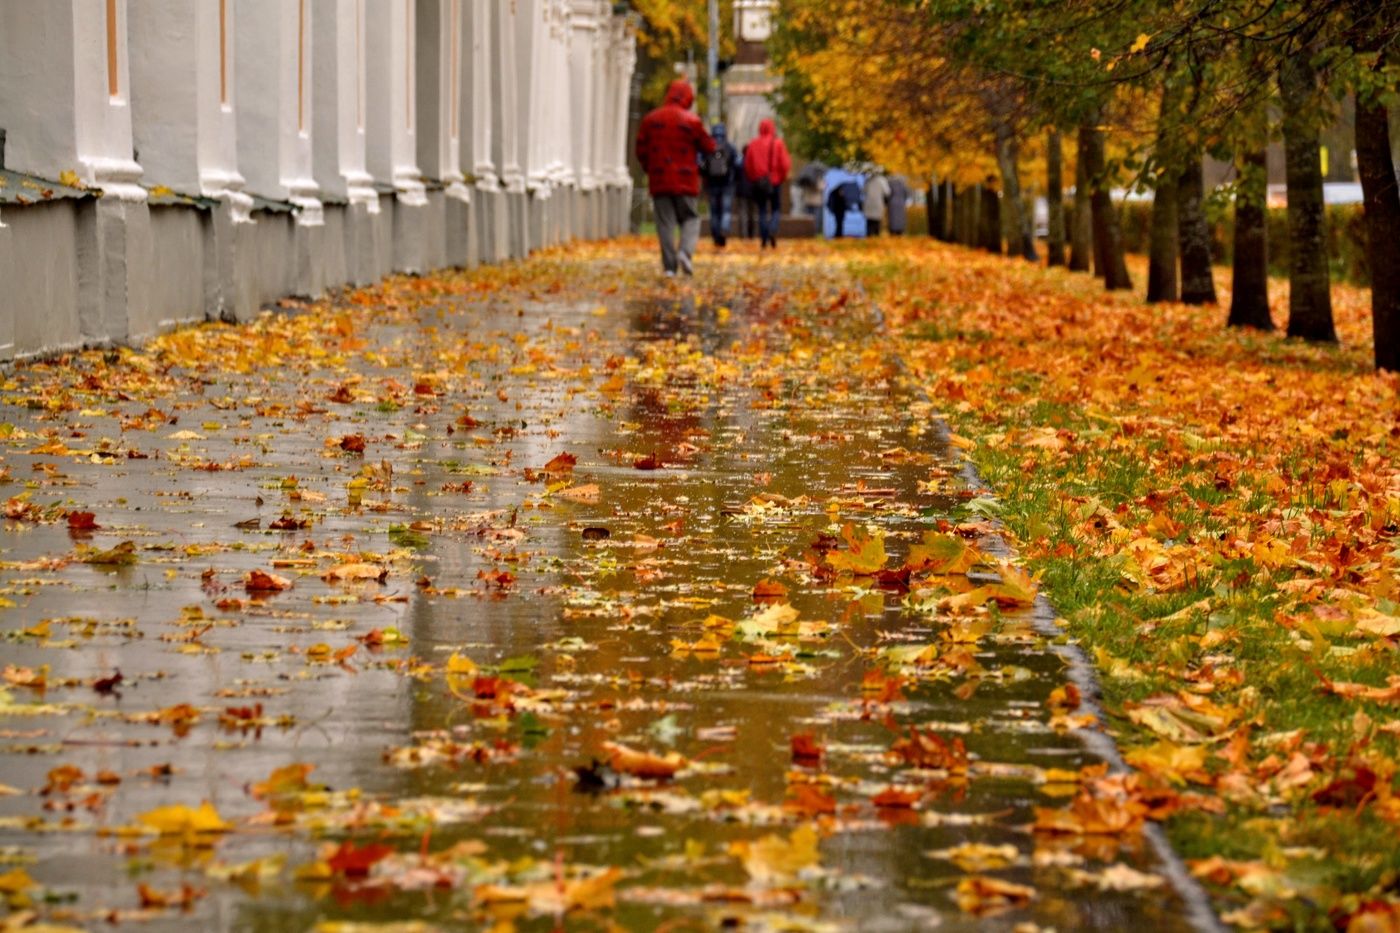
0, 253, 1197, 930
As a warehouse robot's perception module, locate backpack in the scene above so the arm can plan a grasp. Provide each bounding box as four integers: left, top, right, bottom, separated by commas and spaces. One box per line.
704, 146, 731, 181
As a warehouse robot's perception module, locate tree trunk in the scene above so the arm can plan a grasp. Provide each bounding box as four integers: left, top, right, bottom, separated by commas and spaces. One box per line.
1228, 148, 1273, 329
927, 181, 943, 239
1046, 128, 1066, 266
1177, 153, 1218, 303
978, 183, 1002, 253
1278, 54, 1337, 342
946, 178, 957, 239
1069, 127, 1093, 272
995, 123, 1037, 260
1356, 93, 1400, 370
1082, 123, 1132, 290
1146, 170, 1179, 302
954, 185, 971, 245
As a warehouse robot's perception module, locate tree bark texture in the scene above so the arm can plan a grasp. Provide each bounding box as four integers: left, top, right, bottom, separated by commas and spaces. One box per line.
954, 185, 973, 245
978, 184, 1003, 253
927, 182, 944, 239
1278, 54, 1337, 342
995, 123, 1037, 260
1356, 94, 1400, 370
1082, 124, 1132, 290
1046, 128, 1066, 267
1069, 128, 1093, 272
946, 177, 957, 240
1228, 148, 1273, 329
1177, 154, 1218, 304
1146, 171, 1179, 302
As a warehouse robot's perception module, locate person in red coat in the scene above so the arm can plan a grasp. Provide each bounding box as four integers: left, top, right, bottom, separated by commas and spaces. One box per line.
634, 79, 715, 276
742, 118, 792, 249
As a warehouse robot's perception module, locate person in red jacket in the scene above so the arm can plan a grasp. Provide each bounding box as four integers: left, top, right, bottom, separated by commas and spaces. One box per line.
742, 118, 792, 249
634, 79, 715, 276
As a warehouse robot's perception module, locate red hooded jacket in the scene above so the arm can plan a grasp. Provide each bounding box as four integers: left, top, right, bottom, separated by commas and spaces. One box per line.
634, 79, 715, 197
743, 119, 792, 187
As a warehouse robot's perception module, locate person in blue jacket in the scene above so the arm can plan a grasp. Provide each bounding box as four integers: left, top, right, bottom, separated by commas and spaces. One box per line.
699, 123, 741, 248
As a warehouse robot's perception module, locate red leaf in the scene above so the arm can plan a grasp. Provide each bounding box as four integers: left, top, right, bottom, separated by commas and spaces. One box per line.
67, 511, 100, 531
790, 733, 825, 765
327, 840, 394, 878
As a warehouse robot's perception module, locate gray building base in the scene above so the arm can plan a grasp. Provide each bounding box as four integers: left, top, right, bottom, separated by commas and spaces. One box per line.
0, 176, 633, 362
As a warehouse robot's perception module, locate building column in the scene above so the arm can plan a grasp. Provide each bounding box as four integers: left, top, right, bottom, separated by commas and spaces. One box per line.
0, 0, 153, 346
571, 0, 602, 238
313, 0, 378, 212
467, 1, 503, 263
494, 0, 527, 256
129, 0, 252, 220
366, 0, 427, 271
235, 0, 324, 225
607, 14, 638, 235
417, 0, 469, 201
365, 0, 425, 208
416, 0, 470, 268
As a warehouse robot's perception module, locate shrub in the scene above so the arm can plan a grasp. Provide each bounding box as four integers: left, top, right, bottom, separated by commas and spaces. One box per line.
1112, 200, 1368, 286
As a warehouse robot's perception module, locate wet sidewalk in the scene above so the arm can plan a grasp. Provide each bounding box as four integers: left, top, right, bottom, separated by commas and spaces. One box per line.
0, 241, 1205, 931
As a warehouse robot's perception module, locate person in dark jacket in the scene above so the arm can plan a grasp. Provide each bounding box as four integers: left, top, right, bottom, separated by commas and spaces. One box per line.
634, 79, 715, 275
700, 123, 740, 248
742, 119, 793, 249
827, 178, 863, 238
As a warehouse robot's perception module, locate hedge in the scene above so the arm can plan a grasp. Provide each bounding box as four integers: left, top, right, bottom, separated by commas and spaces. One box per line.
1104, 201, 1368, 286
906, 200, 1370, 286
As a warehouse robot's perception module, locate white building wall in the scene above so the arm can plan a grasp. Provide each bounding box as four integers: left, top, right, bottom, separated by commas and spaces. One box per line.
0, 0, 637, 359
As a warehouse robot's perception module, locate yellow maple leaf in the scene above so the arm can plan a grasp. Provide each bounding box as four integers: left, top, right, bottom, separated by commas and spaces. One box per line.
730, 823, 821, 883
137, 801, 231, 838
826, 523, 888, 575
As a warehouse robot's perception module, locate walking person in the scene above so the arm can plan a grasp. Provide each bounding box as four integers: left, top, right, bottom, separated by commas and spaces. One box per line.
743, 119, 792, 249
826, 177, 862, 238
634, 78, 715, 276
863, 170, 892, 237
701, 123, 740, 248
887, 174, 911, 236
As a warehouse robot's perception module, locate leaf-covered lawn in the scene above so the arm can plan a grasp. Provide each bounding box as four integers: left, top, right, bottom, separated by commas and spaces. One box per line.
851, 237, 1400, 930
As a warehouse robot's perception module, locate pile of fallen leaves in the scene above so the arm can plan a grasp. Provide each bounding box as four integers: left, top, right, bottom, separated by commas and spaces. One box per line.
853, 237, 1400, 929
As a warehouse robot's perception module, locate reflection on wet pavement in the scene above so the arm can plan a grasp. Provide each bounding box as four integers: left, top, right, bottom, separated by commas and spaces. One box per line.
0, 245, 1198, 930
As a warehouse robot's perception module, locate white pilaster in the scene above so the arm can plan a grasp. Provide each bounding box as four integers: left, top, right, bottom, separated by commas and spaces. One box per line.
0, 1, 146, 200
467, 0, 497, 195
571, 0, 601, 193
515, 0, 546, 199
129, 0, 251, 220
235, 0, 323, 224
365, 0, 426, 207
416, 0, 469, 202
494, 0, 525, 197
313, 0, 378, 211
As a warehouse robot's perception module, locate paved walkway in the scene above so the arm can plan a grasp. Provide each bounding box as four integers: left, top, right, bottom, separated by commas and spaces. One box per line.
0, 241, 1203, 930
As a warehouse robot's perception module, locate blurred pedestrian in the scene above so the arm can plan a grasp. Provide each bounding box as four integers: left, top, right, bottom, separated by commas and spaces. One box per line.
634, 78, 715, 276
863, 171, 891, 236
700, 123, 740, 248
887, 175, 911, 236
827, 177, 862, 238
743, 119, 792, 249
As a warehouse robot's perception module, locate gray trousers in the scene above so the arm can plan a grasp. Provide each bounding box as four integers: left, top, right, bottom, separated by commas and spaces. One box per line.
653, 195, 699, 274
